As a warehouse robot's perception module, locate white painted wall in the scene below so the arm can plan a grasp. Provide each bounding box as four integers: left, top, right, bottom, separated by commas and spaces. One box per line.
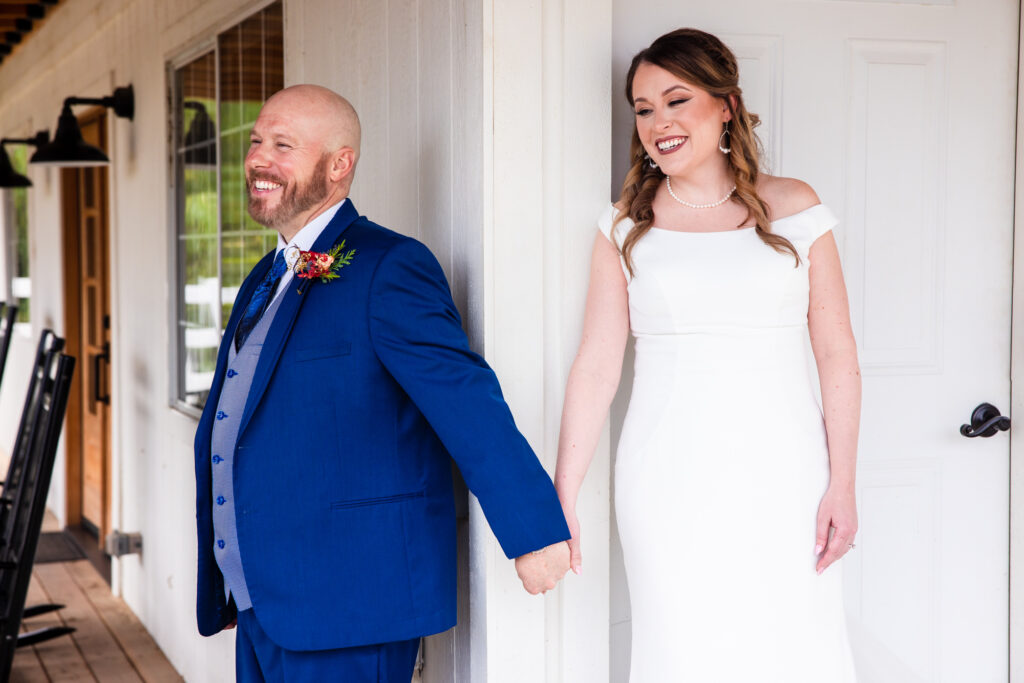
479, 1, 612, 680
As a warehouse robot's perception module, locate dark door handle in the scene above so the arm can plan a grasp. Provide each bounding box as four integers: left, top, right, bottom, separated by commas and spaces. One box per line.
92, 345, 109, 405
960, 403, 1010, 438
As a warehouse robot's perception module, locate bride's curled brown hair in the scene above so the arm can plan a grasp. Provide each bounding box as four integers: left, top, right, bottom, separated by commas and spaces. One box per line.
616, 28, 798, 276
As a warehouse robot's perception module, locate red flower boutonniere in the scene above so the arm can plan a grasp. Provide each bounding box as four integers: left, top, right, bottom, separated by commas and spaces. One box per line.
293, 240, 356, 293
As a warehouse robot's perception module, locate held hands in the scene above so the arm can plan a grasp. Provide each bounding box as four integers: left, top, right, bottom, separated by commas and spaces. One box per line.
515, 541, 571, 595
815, 484, 858, 574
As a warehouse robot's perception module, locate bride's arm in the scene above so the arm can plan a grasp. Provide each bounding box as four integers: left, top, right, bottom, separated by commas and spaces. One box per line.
555, 232, 630, 575
807, 231, 861, 574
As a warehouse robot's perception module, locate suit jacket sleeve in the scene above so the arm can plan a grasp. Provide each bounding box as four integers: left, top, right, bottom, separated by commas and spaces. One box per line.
368, 238, 570, 559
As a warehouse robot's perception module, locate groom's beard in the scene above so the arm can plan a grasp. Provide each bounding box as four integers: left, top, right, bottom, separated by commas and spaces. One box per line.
247, 153, 330, 229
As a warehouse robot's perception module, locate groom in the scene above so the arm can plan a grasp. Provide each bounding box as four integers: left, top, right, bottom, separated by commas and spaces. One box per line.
194, 85, 570, 681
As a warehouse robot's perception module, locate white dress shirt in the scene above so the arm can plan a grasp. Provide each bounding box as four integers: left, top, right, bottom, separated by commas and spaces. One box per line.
269, 198, 347, 305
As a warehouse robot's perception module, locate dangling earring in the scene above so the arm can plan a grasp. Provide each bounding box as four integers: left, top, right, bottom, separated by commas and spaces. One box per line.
718, 122, 732, 155
645, 153, 658, 169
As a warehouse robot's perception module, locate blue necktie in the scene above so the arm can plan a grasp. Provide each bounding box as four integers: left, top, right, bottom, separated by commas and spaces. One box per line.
234, 250, 288, 351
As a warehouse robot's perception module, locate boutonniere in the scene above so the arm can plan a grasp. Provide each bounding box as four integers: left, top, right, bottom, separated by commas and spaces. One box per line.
293, 240, 356, 293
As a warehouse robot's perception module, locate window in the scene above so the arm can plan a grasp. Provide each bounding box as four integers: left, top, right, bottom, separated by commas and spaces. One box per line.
172, 1, 283, 411
3, 144, 30, 326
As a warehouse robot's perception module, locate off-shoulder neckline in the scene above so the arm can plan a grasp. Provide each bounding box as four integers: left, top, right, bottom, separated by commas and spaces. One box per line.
639, 203, 826, 235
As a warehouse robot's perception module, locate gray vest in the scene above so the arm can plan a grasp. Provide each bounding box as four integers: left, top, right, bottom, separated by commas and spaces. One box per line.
209, 292, 286, 611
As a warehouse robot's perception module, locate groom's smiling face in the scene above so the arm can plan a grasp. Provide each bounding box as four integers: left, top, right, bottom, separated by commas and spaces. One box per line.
244, 95, 332, 232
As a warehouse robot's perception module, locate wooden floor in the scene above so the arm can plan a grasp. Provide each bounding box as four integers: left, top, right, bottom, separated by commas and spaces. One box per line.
9, 516, 182, 682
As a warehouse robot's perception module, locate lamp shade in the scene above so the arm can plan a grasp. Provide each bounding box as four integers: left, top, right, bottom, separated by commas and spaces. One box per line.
0, 146, 30, 187
30, 104, 109, 167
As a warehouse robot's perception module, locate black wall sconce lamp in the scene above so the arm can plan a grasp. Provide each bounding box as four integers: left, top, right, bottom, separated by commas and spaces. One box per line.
30, 85, 134, 167
0, 131, 49, 188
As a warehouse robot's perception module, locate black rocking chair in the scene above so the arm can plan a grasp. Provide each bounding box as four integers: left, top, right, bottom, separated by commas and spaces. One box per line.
0, 348, 76, 681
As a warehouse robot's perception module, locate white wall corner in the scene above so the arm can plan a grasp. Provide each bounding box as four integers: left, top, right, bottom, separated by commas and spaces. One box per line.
477, 0, 612, 681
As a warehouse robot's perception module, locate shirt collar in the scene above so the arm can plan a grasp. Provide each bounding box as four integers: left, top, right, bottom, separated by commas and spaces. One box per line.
277, 198, 347, 266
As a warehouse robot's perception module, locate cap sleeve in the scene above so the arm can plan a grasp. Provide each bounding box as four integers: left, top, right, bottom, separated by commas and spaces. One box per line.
773, 204, 839, 260
803, 204, 839, 244
596, 203, 633, 282
597, 203, 620, 245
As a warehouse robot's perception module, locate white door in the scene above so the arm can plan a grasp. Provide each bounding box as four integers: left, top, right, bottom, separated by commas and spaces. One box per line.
610, 1, 1017, 680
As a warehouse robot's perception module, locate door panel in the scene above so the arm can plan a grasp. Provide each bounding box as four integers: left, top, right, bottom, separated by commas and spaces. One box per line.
78, 161, 110, 536
63, 112, 112, 546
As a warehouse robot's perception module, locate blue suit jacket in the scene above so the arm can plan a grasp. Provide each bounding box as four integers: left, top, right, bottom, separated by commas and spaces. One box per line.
195, 200, 569, 650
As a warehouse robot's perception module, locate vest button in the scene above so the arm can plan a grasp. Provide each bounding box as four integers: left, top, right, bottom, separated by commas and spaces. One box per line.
217, 540, 225, 549
216, 411, 228, 420
216, 496, 226, 505
212, 455, 223, 464
227, 369, 238, 378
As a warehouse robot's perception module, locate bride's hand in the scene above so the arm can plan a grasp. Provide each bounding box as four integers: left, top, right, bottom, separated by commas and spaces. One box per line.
563, 505, 582, 575
814, 484, 858, 575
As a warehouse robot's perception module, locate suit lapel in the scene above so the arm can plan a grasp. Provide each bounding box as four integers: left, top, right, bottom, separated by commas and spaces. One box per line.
237, 200, 361, 437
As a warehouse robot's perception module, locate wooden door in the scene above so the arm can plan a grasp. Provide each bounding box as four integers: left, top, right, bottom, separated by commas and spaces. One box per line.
609, 1, 1017, 680
61, 110, 111, 547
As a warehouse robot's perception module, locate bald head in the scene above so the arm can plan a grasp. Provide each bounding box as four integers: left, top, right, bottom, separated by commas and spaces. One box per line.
245, 84, 362, 240
263, 84, 361, 161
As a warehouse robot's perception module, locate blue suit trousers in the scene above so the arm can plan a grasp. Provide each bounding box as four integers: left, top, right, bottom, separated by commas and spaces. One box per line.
236, 609, 419, 682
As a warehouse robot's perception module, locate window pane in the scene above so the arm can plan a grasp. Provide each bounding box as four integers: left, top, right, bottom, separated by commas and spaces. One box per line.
176, 48, 218, 408
183, 166, 217, 236
180, 235, 218, 408
219, 128, 248, 236
7, 145, 30, 324
220, 232, 275, 329
217, 1, 282, 326
181, 51, 217, 170
264, 3, 284, 96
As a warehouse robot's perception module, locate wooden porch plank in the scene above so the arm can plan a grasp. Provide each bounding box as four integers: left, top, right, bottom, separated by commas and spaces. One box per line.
63, 561, 183, 683
33, 562, 141, 683
9, 575, 51, 682
20, 569, 94, 683
9, 652, 49, 683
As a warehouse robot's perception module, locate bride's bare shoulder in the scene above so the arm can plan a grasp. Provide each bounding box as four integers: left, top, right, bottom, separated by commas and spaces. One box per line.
756, 175, 820, 220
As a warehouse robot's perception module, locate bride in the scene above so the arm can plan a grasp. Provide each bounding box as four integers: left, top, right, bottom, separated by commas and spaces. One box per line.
555, 28, 860, 682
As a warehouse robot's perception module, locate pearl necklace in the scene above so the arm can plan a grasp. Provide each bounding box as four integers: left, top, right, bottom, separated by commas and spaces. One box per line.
666, 177, 736, 209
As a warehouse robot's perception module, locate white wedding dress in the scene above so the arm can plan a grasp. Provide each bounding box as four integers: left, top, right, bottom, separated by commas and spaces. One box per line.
601, 203, 857, 683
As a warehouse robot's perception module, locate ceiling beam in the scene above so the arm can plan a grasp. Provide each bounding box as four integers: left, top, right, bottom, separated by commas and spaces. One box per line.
0, 6, 34, 18
0, 0, 56, 65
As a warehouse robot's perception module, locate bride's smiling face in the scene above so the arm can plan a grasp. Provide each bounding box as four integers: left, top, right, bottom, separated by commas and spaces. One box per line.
631, 62, 731, 177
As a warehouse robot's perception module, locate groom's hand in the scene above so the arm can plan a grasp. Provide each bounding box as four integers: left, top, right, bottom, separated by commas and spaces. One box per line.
514, 541, 570, 594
